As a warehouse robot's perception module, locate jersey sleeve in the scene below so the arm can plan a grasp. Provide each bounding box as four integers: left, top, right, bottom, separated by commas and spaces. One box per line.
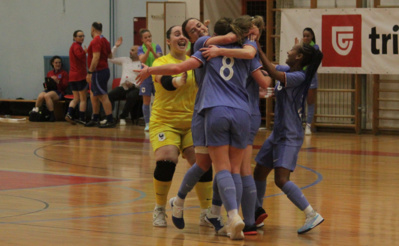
137, 46, 144, 56
243, 39, 257, 51
91, 38, 101, 53
193, 36, 210, 53
191, 50, 206, 67
155, 44, 163, 55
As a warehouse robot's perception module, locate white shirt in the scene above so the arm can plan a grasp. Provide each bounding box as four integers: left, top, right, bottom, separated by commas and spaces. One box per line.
108, 46, 142, 90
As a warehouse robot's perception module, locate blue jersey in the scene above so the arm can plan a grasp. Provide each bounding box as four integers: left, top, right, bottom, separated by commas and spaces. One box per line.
194, 43, 261, 114
246, 52, 261, 116
272, 65, 307, 146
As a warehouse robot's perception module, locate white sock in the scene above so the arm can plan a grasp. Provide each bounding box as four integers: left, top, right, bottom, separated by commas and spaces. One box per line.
211, 205, 222, 215
174, 196, 184, 207
303, 205, 316, 218
227, 209, 238, 221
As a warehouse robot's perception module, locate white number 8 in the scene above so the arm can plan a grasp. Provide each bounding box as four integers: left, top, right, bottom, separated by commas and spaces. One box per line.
219, 56, 235, 81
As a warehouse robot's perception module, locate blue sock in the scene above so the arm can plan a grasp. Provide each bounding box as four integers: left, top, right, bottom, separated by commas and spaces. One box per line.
106, 114, 114, 123
255, 180, 266, 208
92, 114, 99, 121
142, 104, 150, 124
307, 103, 315, 124
282, 181, 309, 211
212, 177, 222, 206
177, 163, 205, 199
215, 170, 237, 212
241, 175, 256, 225
79, 111, 85, 121
232, 173, 242, 210
68, 107, 74, 115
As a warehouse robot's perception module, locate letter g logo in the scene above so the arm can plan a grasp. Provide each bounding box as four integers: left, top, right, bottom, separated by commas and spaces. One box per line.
322, 15, 361, 67
332, 26, 354, 56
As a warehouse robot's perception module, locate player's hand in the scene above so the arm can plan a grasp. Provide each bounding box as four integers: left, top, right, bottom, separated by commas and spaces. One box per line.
86, 74, 92, 84
200, 45, 221, 61
173, 72, 187, 88
134, 64, 150, 85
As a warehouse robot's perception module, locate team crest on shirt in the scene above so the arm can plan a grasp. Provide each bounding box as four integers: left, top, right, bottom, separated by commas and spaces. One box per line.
158, 132, 166, 141
141, 87, 146, 93
277, 81, 283, 91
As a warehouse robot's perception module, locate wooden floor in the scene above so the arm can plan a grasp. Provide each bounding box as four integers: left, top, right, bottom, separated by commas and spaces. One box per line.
1, 118, 398, 245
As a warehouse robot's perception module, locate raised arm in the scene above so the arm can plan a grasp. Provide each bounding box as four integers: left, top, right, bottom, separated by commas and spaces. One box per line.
256, 40, 285, 84
251, 69, 272, 89
200, 44, 256, 60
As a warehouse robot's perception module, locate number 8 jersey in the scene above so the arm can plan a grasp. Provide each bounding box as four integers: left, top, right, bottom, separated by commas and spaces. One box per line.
193, 42, 262, 115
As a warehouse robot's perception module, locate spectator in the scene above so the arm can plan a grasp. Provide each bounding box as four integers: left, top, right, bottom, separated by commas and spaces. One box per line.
85, 22, 115, 128
33, 56, 69, 122
65, 30, 88, 125
108, 37, 142, 125
138, 29, 163, 131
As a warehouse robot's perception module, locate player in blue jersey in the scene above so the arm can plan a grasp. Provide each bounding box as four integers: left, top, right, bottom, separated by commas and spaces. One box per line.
301, 27, 320, 135
253, 41, 324, 234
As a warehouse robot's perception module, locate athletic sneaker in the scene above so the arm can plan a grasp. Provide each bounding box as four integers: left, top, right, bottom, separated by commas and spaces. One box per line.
99, 120, 116, 128
153, 206, 167, 227
226, 214, 245, 240
205, 212, 227, 236
255, 207, 268, 228
119, 119, 126, 126
297, 212, 324, 234
144, 123, 149, 131
199, 208, 213, 227
305, 123, 312, 135
169, 197, 184, 229
243, 224, 258, 235
85, 120, 99, 127
65, 113, 76, 125
75, 119, 86, 125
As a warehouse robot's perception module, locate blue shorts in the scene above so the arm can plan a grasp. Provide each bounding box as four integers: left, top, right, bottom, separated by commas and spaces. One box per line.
192, 110, 206, 147
204, 106, 250, 149
45, 90, 63, 100
248, 114, 261, 145
139, 76, 155, 96
69, 80, 88, 91
254, 137, 301, 171
91, 68, 110, 96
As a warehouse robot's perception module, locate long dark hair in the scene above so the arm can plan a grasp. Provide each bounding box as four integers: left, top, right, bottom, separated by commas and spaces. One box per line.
293, 44, 323, 120
303, 27, 316, 44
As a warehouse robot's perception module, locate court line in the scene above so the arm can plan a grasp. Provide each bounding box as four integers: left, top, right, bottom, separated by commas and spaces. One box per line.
0, 194, 49, 219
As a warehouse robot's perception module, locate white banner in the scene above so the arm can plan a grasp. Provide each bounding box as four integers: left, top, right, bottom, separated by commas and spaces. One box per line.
280, 8, 399, 74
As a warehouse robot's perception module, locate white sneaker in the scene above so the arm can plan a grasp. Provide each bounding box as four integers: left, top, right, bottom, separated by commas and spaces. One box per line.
32, 107, 39, 113
153, 206, 167, 227
297, 212, 324, 234
144, 123, 149, 131
119, 119, 126, 126
169, 197, 184, 229
205, 211, 227, 236
305, 123, 312, 135
226, 214, 245, 240
199, 208, 213, 228
100, 119, 107, 125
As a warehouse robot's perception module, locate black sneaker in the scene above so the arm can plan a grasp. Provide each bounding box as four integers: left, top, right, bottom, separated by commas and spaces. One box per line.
243, 224, 258, 235
255, 207, 268, 228
85, 120, 99, 127
75, 119, 86, 125
98, 120, 116, 128
65, 114, 76, 125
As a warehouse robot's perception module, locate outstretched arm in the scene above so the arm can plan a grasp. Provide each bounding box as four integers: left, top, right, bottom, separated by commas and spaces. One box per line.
135, 58, 201, 83
251, 69, 272, 89
200, 44, 256, 60
256, 40, 285, 83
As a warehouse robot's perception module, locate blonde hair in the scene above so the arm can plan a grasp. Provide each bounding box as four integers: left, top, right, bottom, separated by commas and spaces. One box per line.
230, 15, 253, 42
252, 15, 264, 31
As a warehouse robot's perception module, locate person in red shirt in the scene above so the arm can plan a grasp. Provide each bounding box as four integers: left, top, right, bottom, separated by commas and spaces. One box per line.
85, 22, 115, 128
65, 30, 88, 125
34, 56, 69, 122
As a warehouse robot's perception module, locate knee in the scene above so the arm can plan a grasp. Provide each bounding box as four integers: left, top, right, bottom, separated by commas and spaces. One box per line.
198, 167, 212, 182
274, 176, 289, 189
153, 160, 176, 182
253, 163, 267, 181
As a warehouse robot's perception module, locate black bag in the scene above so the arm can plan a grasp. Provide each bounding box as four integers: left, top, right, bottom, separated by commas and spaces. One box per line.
29, 106, 50, 122
43, 77, 58, 91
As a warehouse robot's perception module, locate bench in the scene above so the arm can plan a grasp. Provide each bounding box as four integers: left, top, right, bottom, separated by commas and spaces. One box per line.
0, 99, 66, 121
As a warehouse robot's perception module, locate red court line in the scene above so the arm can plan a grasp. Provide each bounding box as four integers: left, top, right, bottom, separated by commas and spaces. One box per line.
0, 170, 122, 191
